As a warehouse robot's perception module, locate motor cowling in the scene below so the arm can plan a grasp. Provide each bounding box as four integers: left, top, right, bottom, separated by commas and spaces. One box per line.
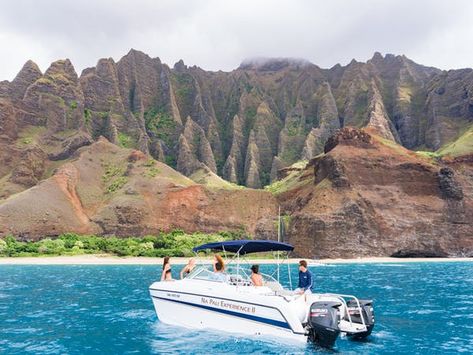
346, 299, 375, 338
307, 301, 341, 348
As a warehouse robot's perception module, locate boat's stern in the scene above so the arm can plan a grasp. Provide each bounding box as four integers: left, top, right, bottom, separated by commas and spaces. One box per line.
304, 293, 375, 348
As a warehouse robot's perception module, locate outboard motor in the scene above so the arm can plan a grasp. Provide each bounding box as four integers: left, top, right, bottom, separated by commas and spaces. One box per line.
345, 299, 375, 339
307, 301, 341, 348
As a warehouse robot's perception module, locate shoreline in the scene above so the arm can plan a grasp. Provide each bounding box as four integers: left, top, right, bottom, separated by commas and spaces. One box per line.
0, 255, 472, 265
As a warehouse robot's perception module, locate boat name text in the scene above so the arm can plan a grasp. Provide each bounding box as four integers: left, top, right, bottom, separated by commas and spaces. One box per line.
201, 297, 256, 314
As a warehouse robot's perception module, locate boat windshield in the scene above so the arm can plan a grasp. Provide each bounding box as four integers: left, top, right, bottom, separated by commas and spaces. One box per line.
186, 265, 283, 288
188, 266, 227, 283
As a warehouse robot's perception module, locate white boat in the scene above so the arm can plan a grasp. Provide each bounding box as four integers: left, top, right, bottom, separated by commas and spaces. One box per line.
149, 240, 374, 348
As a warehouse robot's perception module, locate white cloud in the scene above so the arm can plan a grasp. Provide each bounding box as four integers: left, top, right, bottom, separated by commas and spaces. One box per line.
1, 0, 473, 80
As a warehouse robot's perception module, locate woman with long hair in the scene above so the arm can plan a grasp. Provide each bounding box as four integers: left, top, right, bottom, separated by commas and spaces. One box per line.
161, 256, 173, 281
213, 254, 225, 273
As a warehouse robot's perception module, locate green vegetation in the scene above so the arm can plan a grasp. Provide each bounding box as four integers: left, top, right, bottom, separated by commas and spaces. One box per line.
102, 163, 125, 182
354, 91, 369, 125
372, 135, 411, 157
0, 231, 241, 257
117, 132, 135, 148
264, 160, 309, 195
415, 150, 441, 162
244, 82, 253, 93
102, 163, 127, 193
437, 126, 473, 157
20, 137, 33, 145
146, 167, 160, 178
285, 121, 302, 137
144, 159, 155, 167
143, 159, 162, 177
144, 107, 177, 147
274, 214, 291, 235
84, 108, 91, 124
16, 125, 47, 147
243, 106, 258, 137
190, 168, 245, 190
165, 155, 177, 168
69, 100, 78, 110
106, 176, 127, 193
280, 144, 302, 164
174, 73, 194, 101
99, 111, 109, 119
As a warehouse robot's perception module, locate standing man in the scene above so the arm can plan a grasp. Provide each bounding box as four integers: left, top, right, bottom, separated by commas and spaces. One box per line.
296, 260, 312, 295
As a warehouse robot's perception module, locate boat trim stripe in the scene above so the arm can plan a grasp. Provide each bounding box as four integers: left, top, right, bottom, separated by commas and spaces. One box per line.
151, 295, 292, 330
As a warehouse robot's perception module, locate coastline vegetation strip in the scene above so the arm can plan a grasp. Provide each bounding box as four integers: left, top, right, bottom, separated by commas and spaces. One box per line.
0, 230, 241, 258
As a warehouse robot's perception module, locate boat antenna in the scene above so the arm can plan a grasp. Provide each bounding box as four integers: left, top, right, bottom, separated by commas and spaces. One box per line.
277, 206, 280, 283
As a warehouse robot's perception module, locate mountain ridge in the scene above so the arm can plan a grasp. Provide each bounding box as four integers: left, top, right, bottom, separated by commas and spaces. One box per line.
0, 50, 472, 257
2, 50, 471, 194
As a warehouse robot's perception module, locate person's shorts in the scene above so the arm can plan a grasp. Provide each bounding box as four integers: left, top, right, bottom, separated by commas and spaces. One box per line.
295, 288, 312, 294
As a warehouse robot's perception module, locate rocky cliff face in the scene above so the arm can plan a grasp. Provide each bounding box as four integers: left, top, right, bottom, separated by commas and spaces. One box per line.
278, 128, 473, 258
1, 50, 472, 196
0, 139, 277, 239
0, 50, 472, 257
0, 128, 470, 258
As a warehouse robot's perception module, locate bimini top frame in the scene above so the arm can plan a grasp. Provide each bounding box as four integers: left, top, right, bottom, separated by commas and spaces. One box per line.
192, 239, 295, 289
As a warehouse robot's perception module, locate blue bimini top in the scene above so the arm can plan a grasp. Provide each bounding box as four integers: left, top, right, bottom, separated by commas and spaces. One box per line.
192, 240, 294, 255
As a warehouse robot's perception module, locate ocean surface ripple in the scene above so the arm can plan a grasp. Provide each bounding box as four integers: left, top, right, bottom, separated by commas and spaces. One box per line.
0, 262, 472, 354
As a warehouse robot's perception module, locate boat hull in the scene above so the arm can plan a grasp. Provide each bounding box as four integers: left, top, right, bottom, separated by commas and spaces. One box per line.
149, 284, 307, 343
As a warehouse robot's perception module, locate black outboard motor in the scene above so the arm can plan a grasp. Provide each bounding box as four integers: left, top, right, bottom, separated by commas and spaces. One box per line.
308, 301, 341, 348
345, 299, 375, 339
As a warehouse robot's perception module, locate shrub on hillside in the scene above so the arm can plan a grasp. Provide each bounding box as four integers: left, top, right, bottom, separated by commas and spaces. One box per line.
0, 230, 239, 257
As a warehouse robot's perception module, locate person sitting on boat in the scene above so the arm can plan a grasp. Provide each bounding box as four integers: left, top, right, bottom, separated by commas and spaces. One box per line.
212, 258, 227, 282
161, 256, 173, 281
213, 254, 225, 272
295, 260, 312, 294
180, 257, 196, 279
250, 265, 263, 286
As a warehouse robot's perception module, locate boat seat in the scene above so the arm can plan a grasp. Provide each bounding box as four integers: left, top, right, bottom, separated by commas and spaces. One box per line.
264, 281, 292, 296
265, 281, 284, 292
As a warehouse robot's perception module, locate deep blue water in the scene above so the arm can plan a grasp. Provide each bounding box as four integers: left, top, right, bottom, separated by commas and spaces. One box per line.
0, 262, 472, 354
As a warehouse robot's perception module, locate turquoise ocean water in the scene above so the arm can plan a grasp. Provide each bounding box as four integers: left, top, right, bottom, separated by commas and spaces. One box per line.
0, 262, 472, 354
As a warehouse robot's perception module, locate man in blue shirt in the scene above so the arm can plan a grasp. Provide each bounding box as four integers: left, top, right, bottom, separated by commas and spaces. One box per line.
296, 260, 312, 295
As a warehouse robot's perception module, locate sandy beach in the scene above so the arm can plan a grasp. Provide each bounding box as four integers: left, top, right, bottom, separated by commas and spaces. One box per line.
0, 255, 472, 265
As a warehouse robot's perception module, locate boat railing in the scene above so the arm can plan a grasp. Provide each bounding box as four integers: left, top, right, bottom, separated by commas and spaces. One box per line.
322, 293, 367, 331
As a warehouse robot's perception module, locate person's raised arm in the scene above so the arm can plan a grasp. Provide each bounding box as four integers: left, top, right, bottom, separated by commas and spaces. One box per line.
161, 268, 166, 281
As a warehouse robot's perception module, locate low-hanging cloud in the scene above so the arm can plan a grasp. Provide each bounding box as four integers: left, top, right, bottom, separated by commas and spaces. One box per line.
0, 0, 472, 80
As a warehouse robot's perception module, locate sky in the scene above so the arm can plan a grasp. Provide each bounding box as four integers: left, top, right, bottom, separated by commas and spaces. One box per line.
1, 0, 473, 80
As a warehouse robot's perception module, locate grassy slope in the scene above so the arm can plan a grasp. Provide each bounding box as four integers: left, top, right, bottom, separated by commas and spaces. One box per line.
264, 160, 310, 195
190, 168, 245, 190
436, 125, 473, 157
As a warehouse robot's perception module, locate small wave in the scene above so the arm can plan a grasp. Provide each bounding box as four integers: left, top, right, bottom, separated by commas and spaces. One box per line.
408, 309, 442, 315
24, 341, 67, 354
5, 327, 39, 335
119, 309, 155, 320
377, 264, 409, 267
372, 330, 395, 339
